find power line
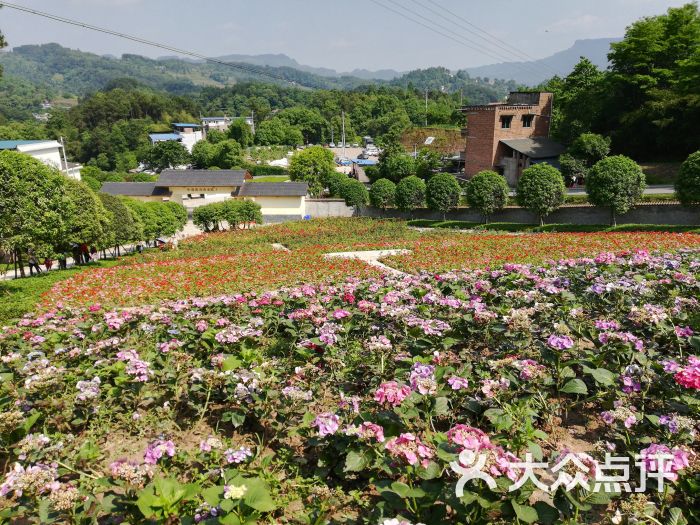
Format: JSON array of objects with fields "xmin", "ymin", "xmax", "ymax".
[
  {"xmin": 381, "ymin": 0, "xmax": 550, "ymax": 82},
  {"xmin": 422, "ymin": 0, "xmax": 560, "ymax": 76},
  {"xmin": 0, "ymin": 1, "xmax": 300, "ymax": 87},
  {"xmin": 369, "ymin": 0, "xmax": 547, "ymax": 84}
]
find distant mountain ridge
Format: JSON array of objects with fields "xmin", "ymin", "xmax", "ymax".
[{"xmin": 465, "ymin": 38, "xmax": 621, "ymax": 85}]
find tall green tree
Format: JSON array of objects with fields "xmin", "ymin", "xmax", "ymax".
[
  {"xmin": 0, "ymin": 152, "xmax": 66, "ymax": 276},
  {"xmin": 605, "ymin": 3, "xmax": 700, "ymax": 157},
  {"xmin": 141, "ymin": 141, "xmax": 191, "ymax": 173},
  {"xmin": 228, "ymin": 119, "xmax": 254, "ymax": 147},
  {"xmin": 98, "ymin": 192, "xmax": 142, "ymax": 251},
  {"xmin": 289, "ymin": 146, "xmax": 336, "ymax": 197},
  {"xmin": 57, "ymin": 178, "xmax": 109, "ymax": 254}
]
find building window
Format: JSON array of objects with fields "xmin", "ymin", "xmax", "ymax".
[
  {"xmin": 500, "ymin": 115, "xmax": 513, "ymax": 129},
  {"xmin": 522, "ymin": 115, "xmax": 534, "ymax": 128}
]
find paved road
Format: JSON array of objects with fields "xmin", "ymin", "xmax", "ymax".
[{"xmin": 566, "ymin": 185, "xmax": 674, "ymax": 195}]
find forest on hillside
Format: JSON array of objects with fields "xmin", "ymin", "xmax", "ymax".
[{"xmin": 0, "ymin": 3, "xmax": 697, "ymax": 168}]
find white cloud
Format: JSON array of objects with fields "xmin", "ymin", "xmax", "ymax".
[{"xmin": 548, "ymin": 14, "xmax": 601, "ymax": 33}]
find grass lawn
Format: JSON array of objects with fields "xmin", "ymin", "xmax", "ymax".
[{"xmin": 0, "ymin": 259, "xmax": 127, "ymax": 324}]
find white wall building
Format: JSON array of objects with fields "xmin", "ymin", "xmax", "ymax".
[
  {"xmin": 0, "ymin": 139, "xmax": 82, "ymax": 179},
  {"xmin": 149, "ymin": 123, "xmax": 204, "ymax": 154}
]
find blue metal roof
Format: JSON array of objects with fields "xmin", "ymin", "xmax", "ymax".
[
  {"xmin": 201, "ymin": 117, "xmax": 228, "ymax": 121},
  {"xmin": 0, "ymin": 140, "xmax": 48, "ymax": 150},
  {"xmin": 149, "ymin": 133, "xmax": 182, "ymax": 142},
  {"xmin": 172, "ymin": 123, "xmax": 201, "ymax": 128},
  {"xmin": 352, "ymin": 159, "xmax": 378, "ymax": 166}
]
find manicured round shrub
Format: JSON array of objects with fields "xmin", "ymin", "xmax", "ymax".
[
  {"xmin": 369, "ymin": 178, "xmax": 396, "ymax": 211},
  {"xmin": 339, "ymin": 179, "xmax": 369, "ymax": 208},
  {"xmin": 675, "ymin": 150, "xmax": 700, "ymax": 205},
  {"xmin": 327, "ymin": 172, "xmax": 350, "ymax": 198},
  {"xmin": 516, "ymin": 163, "xmax": 566, "ymax": 225},
  {"xmin": 586, "ymin": 155, "xmax": 646, "ymax": 225},
  {"xmin": 395, "ymin": 175, "xmax": 426, "ymax": 214},
  {"xmin": 426, "ymin": 173, "xmax": 461, "ymax": 219},
  {"xmin": 465, "ymin": 170, "xmax": 509, "ymax": 223}
]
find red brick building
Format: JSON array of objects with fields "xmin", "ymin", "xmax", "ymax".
[{"xmin": 462, "ymin": 92, "xmax": 565, "ymax": 185}]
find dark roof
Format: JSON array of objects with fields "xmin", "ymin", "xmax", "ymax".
[
  {"xmin": 237, "ymin": 182, "xmax": 308, "ymax": 197},
  {"xmin": 100, "ymin": 182, "xmax": 171, "ymax": 197},
  {"xmin": 500, "ymin": 137, "xmax": 566, "ymax": 159},
  {"xmin": 156, "ymin": 170, "xmax": 247, "ymax": 188}
]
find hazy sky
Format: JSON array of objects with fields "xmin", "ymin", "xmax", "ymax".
[{"xmin": 0, "ymin": 0, "xmax": 688, "ymax": 71}]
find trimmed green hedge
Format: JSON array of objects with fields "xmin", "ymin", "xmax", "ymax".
[{"xmin": 408, "ymin": 220, "xmax": 700, "ymax": 234}]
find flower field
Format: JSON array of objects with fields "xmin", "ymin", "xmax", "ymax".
[
  {"xmin": 1, "ymin": 246, "xmax": 699, "ymax": 523},
  {"xmin": 38, "ymin": 218, "xmax": 700, "ymax": 310}
]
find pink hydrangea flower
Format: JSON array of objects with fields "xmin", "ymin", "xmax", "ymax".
[
  {"xmin": 674, "ymin": 356, "xmax": 700, "ymax": 390},
  {"xmin": 144, "ymin": 440, "xmax": 176, "ymax": 464},
  {"xmin": 374, "ymin": 381, "xmax": 411, "ymax": 406},
  {"xmin": 447, "ymin": 376, "xmax": 469, "ymax": 390},
  {"xmin": 548, "ymin": 334, "xmax": 574, "ymax": 350},
  {"xmin": 313, "ymin": 412, "xmax": 340, "ymax": 437},
  {"xmin": 446, "ymin": 425, "xmax": 491, "ymax": 451},
  {"xmin": 640, "ymin": 444, "xmax": 690, "ymax": 481},
  {"xmin": 345, "ymin": 422, "xmax": 385, "ymax": 443},
  {"xmin": 385, "ymin": 433, "xmax": 434, "ymax": 467}
]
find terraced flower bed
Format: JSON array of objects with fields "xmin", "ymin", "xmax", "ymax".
[
  {"xmin": 1, "ymin": 249, "xmax": 699, "ymax": 523},
  {"xmin": 37, "ymin": 219, "xmax": 700, "ymax": 311}
]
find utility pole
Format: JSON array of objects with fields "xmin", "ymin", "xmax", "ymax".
[
  {"xmin": 341, "ymin": 111, "xmax": 346, "ymax": 158},
  {"xmin": 59, "ymin": 136, "xmax": 69, "ymax": 173},
  {"xmin": 425, "ymin": 90, "xmax": 428, "ymax": 128},
  {"xmin": 250, "ymin": 111, "xmax": 256, "ymax": 135}
]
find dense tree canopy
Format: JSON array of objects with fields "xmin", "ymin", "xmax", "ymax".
[
  {"xmin": 289, "ymin": 146, "xmax": 336, "ymax": 197},
  {"xmin": 141, "ymin": 141, "xmax": 191, "ymax": 173},
  {"xmin": 542, "ymin": 3, "xmax": 700, "ymax": 160},
  {"xmin": 0, "ymin": 152, "xmax": 65, "ymax": 265}
]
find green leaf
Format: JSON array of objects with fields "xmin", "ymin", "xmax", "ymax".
[
  {"xmin": 222, "ymin": 356, "xmax": 242, "ymax": 371},
  {"xmin": 390, "ymin": 481, "xmax": 426, "ymax": 498},
  {"xmin": 202, "ymin": 485, "xmax": 223, "ymax": 507},
  {"xmin": 417, "ymin": 461, "xmax": 442, "ymax": 480},
  {"xmin": 242, "ymin": 477, "xmax": 276, "ymax": 513},
  {"xmin": 511, "ymin": 500, "xmax": 538, "ymax": 523},
  {"xmin": 344, "ymin": 450, "xmax": 370, "ymax": 472},
  {"xmin": 561, "ymin": 378, "xmax": 588, "ymax": 395},
  {"xmin": 433, "ymin": 396, "xmax": 449, "ymax": 416},
  {"xmin": 668, "ymin": 507, "xmax": 688, "ymax": 525},
  {"xmin": 534, "ymin": 501, "xmax": 559, "ymax": 525},
  {"xmin": 527, "ymin": 441, "xmax": 543, "ymax": 461},
  {"xmin": 560, "ymin": 366, "xmax": 576, "ymax": 379},
  {"xmin": 582, "ymin": 366, "xmax": 616, "ymax": 386}
]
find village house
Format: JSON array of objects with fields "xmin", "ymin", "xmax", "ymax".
[
  {"xmin": 149, "ymin": 123, "xmax": 204, "ymax": 153},
  {"xmin": 0, "ymin": 139, "xmax": 82, "ymax": 179},
  {"xmin": 101, "ymin": 170, "xmax": 309, "ymax": 223},
  {"xmin": 201, "ymin": 116, "xmax": 255, "ymax": 138},
  {"xmin": 461, "ymin": 91, "xmax": 565, "ymax": 185}
]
